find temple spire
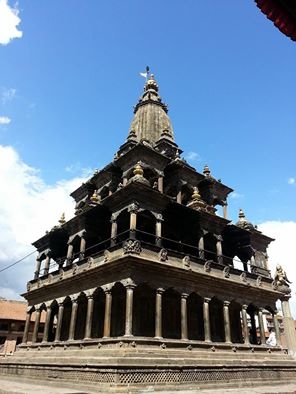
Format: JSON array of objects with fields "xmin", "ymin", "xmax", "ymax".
[{"xmin": 127, "ymin": 72, "xmax": 175, "ymax": 146}]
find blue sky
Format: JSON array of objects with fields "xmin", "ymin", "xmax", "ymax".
[{"xmin": 0, "ymin": 1, "xmax": 295, "ymax": 314}]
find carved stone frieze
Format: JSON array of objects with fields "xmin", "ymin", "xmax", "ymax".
[
  {"xmin": 204, "ymin": 261, "xmax": 212, "ymax": 273},
  {"xmin": 223, "ymin": 266, "xmax": 230, "ymax": 278},
  {"xmin": 183, "ymin": 255, "xmax": 191, "ymax": 269},
  {"xmin": 123, "ymin": 239, "xmax": 142, "ymax": 254}
]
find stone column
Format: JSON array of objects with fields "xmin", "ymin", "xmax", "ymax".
[
  {"xmin": 79, "ymin": 233, "xmax": 86, "ymax": 260},
  {"xmin": 258, "ymin": 308, "xmax": 266, "ymax": 345},
  {"xmin": 42, "ymin": 306, "xmax": 52, "ymax": 343},
  {"xmin": 128, "ymin": 203, "xmax": 138, "ymax": 239},
  {"xmin": 54, "ymin": 301, "xmax": 64, "ymax": 342},
  {"xmin": 273, "ymin": 311, "xmax": 281, "ymax": 346},
  {"xmin": 68, "ymin": 298, "xmax": 78, "ymax": 340},
  {"xmin": 281, "ymin": 298, "xmax": 296, "ymax": 355},
  {"xmin": 181, "ymin": 293, "xmax": 188, "ymax": 340},
  {"xmin": 223, "ymin": 202, "xmax": 228, "ymax": 220},
  {"xmin": 34, "ymin": 257, "xmax": 42, "ymax": 279},
  {"xmin": 216, "ymin": 235, "xmax": 223, "ymax": 264},
  {"xmin": 32, "ymin": 307, "xmax": 41, "ymax": 343},
  {"xmin": 158, "ymin": 176, "xmax": 164, "ymax": 193},
  {"xmin": 177, "ymin": 189, "xmax": 182, "ymax": 204},
  {"xmin": 223, "ymin": 301, "xmax": 231, "ymax": 344},
  {"xmin": 110, "ymin": 216, "xmax": 118, "ymax": 246},
  {"xmin": 22, "ymin": 308, "xmax": 32, "ymax": 344},
  {"xmin": 155, "ymin": 288, "xmax": 164, "ymax": 339},
  {"xmin": 103, "ymin": 290, "xmax": 112, "ymax": 338},
  {"xmin": 66, "ymin": 243, "xmax": 74, "ymax": 266},
  {"xmin": 198, "ymin": 236, "xmax": 205, "ymax": 259},
  {"xmin": 203, "ymin": 297, "xmax": 211, "ymax": 342},
  {"xmin": 124, "ymin": 285, "xmax": 135, "ymax": 337},
  {"xmin": 44, "ymin": 253, "xmax": 51, "ymax": 275},
  {"xmin": 84, "ymin": 294, "xmax": 94, "ymax": 339},
  {"xmin": 241, "ymin": 304, "xmax": 250, "ymax": 345},
  {"xmin": 155, "ymin": 214, "xmax": 162, "ymax": 247}
]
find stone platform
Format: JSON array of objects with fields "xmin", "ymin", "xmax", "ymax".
[{"xmin": 1, "ymin": 339, "xmax": 296, "ymax": 393}]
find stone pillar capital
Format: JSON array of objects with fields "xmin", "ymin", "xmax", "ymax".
[
  {"xmin": 181, "ymin": 293, "xmax": 189, "ymax": 299},
  {"xmin": 156, "ymin": 288, "xmax": 165, "ymax": 295},
  {"xmin": 223, "ymin": 301, "xmax": 230, "ymax": 307},
  {"xmin": 204, "ymin": 297, "xmax": 211, "ymax": 303},
  {"xmin": 242, "ymin": 304, "xmax": 248, "ymax": 310}
]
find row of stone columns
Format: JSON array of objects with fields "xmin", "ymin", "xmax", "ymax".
[{"xmin": 23, "ymin": 287, "xmax": 282, "ymax": 346}]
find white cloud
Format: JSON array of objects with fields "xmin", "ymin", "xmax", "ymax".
[
  {"xmin": 0, "ymin": 145, "xmax": 88, "ymax": 298},
  {"xmin": 185, "ymin": 151, "xmax": 201, "ymax": 162},
  {"xmin": 229, "ymin": 191, "xmax": 244, "ymax": 199},
  {"xmin": 258, "ymin": 221, "xmax": 296, "ymax": 318},
  {"xmin": 0, "ymin": 0, "xmax": 22, "ymax": 45},
  {"xmin": 1, "ymin": 87, "xmax": 16, "ymax": 104},
  {"xmin": 0, "ymin": 116, "xmax": 11, "ymax": 124},
  {"xmin": 288, "ymin": 177, "xmax": 296, "ymax": 185}
]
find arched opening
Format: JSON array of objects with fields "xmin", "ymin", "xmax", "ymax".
[
  {"xmin": 204, "ymin": 233, "xmax": 217, "ymax": 262},
  {"xmin": 229, "ymin": 301, "xmax": 243, "ymax": 343},
  {"xmin": 100, "ymin": 186, "xmax": 109, "ymax": 200},
  {"xmin": 209, "ymin": 297, "xmax": 225, "ymax": 342},
  {"xmin": 74, "ymin": 293, "xmax": 87, "ymax": 340},
  {"xmin": 187, "ymin": 293, "xmax": 204, "ymax": 340},
  {"xmin": 70, "ymin": 235, "xmax": 82, "ymax": 265},
  {"xmin": 133, "ymin": 283, "xmax": 155, "ymax": 337},
  {"xmin": 91, "ymin": 288, "xmax": 105, "ymax": 339},
  {"xmin": 247, "ymin": 304, "xmax": 259, "ymax": 345},
  {"xmin": 60, "ymin": 296, "xmax": 72, "ymax": 341},
  {"xmin": 111, "ymin": 283, "xmax": 126, "ymax": 337},
  {"xmin": 181, "ymin": 184, "xmax": 192, "ymax": 206},
  {"xmin": 117, "ymin": 210, "xmax": 130, "ymax": 242},
  {"xmin": 162, "ymin": 288, "xmax": 181, "ymax": 339},
  {"xmin": 143, "ymin": 168, "xmax": 157, "ymax": 186},
  {"xmin": 47, "ymin": 300, "xmax": 58, "ymax": 342},
  {"xmin": 137, "ymin": 210, "xmax": 156, "ymax": 244}
]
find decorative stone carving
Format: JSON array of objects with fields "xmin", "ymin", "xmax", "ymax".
[
  {"xmin": 256, "ymin": 275, "xmax": 262, "ymax": 287},
  {"xmin": 274, "ymin": 264, "xmax": 292, "ymax": 294},
  {"xmin": 240, "ymin": 272, "xmax": 247, "ymax": 283},
  {"xmin": 160, "ymin": 343, "xmax": 166, "ymax": 349},
  {"xmin": 87, "ymin": 257, "xmax": 93, "ymax": 267},
  {"xmin": 204, "ymin": 261, "xmax": 212, "ymax": 273},
  {"xmin": 183, "ymin": 255, "xmax": 191, "ymax": 269},
  {"xmin": 158, "ymin": 248, "xmax": 168, "ymax": 262},
  {"xmin": 223, "ymin": 266, "xmax": 230, "ymax": 278},
  {"xmin": 72, "ymin": 263, "xmax": 78, "ymax": 275},
  {"xmin": 123, "ymin": 239, "xmax": 142, "ymax": 254},
  {"xmin": 104, "ymin": 250, "xmax": 110, "ymax": 262},
  {"xmin": 26, "ymin": 282, "xmax": 31, "ymax": 291},
  {"xmin": 128, "ymin": 202, "xmax": 139, "ymax": 213}
]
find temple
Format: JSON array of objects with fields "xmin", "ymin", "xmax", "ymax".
[{"xmin": 1, "ymin": 73, "xmax": 296, "ymax": 391}]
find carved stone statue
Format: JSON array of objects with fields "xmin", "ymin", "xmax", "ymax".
[{"xmin": 274, "ymin": 264, "xmax": 291, "ymax": 293}]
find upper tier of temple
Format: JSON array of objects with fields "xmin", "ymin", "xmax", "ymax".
[{"xmin": 127, "ymin": 74, "xmax": 175, "ymax": 146}]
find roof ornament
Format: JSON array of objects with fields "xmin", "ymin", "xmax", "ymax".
[
  {"xmin": 128, "ymin": 162, "xmax": 150, "ymax": 186},
  {"xmin": 58, "ymin": 213, "xmax": 66, "ymax": 226},
  {"xmin": 236, "ymin": 209, "xmax": 255, "ymax": 231},
  {"xmin": 90, "ymin": 190, "xmax": 100, "ymax": 204},
  {"xmin": 203, "ymin": 164, "xmax": 211, "ymax": 178}
]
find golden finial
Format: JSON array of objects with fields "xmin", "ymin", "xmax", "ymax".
[
  {"xmin": 145, "ymin": 74, "xmax": 159, "ymax": 92},
  {"xmin": 133, "ymin": 162, "xmax": 144, "ymax": 176},
  {"xmin": 203, "ymin": 164, "xmax": 211, "ymax": 177},
  {"xmin": 90, "ymin": 190, "xmax": 99, "ymax": 203},
  {"xmin": 192, "ymin": 187, "xmax": 201, "ymax": 201},
  {"xmin": 58, "ymin": 213, "xmax": 66, "ymax": 226}
]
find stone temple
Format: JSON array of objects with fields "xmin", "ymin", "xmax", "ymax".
[{"xmin": 1, "ymin": 73, "xmax": 296, "ymax": 392}]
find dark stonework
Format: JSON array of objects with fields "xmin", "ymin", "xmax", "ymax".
[{"xmin": 1, "ymin": 73, "xmax": 296, "ymax": 392}]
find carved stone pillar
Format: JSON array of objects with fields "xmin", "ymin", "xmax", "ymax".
[
  {"xmin": 177, "ymin": 189, "xmax": 182, "ymax": 204},
  {"xmin": 241, "ymin": 304, "xmax": 250, "ymax": 345},
  {"xmin": 223, "ymin": 202, "xmax": 228, "ymax": 219},
  {"xmin": 128, "ymin": 203, "xmax": 138, "ymax": 239},
  {"xmin": 198, "ymin": 236, "xmax": 205, "ymax": 259},
  {"xmin": 155, "ymin": 288, "xmax": 164, "ymax": 339},
  {"xmin": 54, "ymin": 301, "xmax": 64, "ymax": 342},
  {"xmin": 216, "ymin": 235, "xmax": 223, "ymax": 264},
  {"xmin": 84, "ymin": 294, "xmax": 94, "ymax": 339},
  {"xmin": 66, "ymin": 243, "xmax": 74, "ymax": 266},
  {"xmin": 203, "ymin": 297, "xmax": 211, "ymax": 342},
  {"xmin": 110, "ymin": 215, "xmax": 118, "ymax": 246},
  {"xmin": 32, "ymin": 307, "xmax": 41, "ymax": 343},
  {"xmin": 122, "ymin": 177, "xmax": 128, "ymax": 186},
  {"xmin": 281, "ymin": 298, "xmax": 296, "ymax": 354},
  {"xmin": 34, "ymin": 257, "xmax": 42, "ymax": 279},
  {"xmin": 103, "ymin": 290, "xmax": 112, "ymax": 338},
  {"xmin": 44, "ymin": 252, "xmax": 51, "ymax": 275},
  {"xmin": 273, "ymin": 311, "xmax": 281, "ymax": 346},
  {"xmin": 79, "ymin": 233, "xmax": 86, "ymax": 260},
  {"xmin": 42, "ymin": 306, "xmax": 52, "ymax": 343},
  {"xmin": 158, "ymin": 176, "xmax": 163, "ymax": 193},
  {"xmin": 223, "ymin": 301, "xmax": 231, "ymax": 344},
  {"xmin": 258, "ymin": 308, "xmax": 266, "ymax": 345},
  {"xmin": 181, "ymin": 293, "xmax": 188, "ymax": 340},
  {"xmin": 68, "ymin": 298, "xmax": 78, "ymax": 341},
  {"xmin": 22, "ymin": 308, "xmax": 32, "ymax": 344},
  {"xmin": 124, "ymin": 285, "xmax": 135, "ymax": 336},
  {"xmin": 155, "ymin": 214, "xmax": 163, "ymax": 247}
]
